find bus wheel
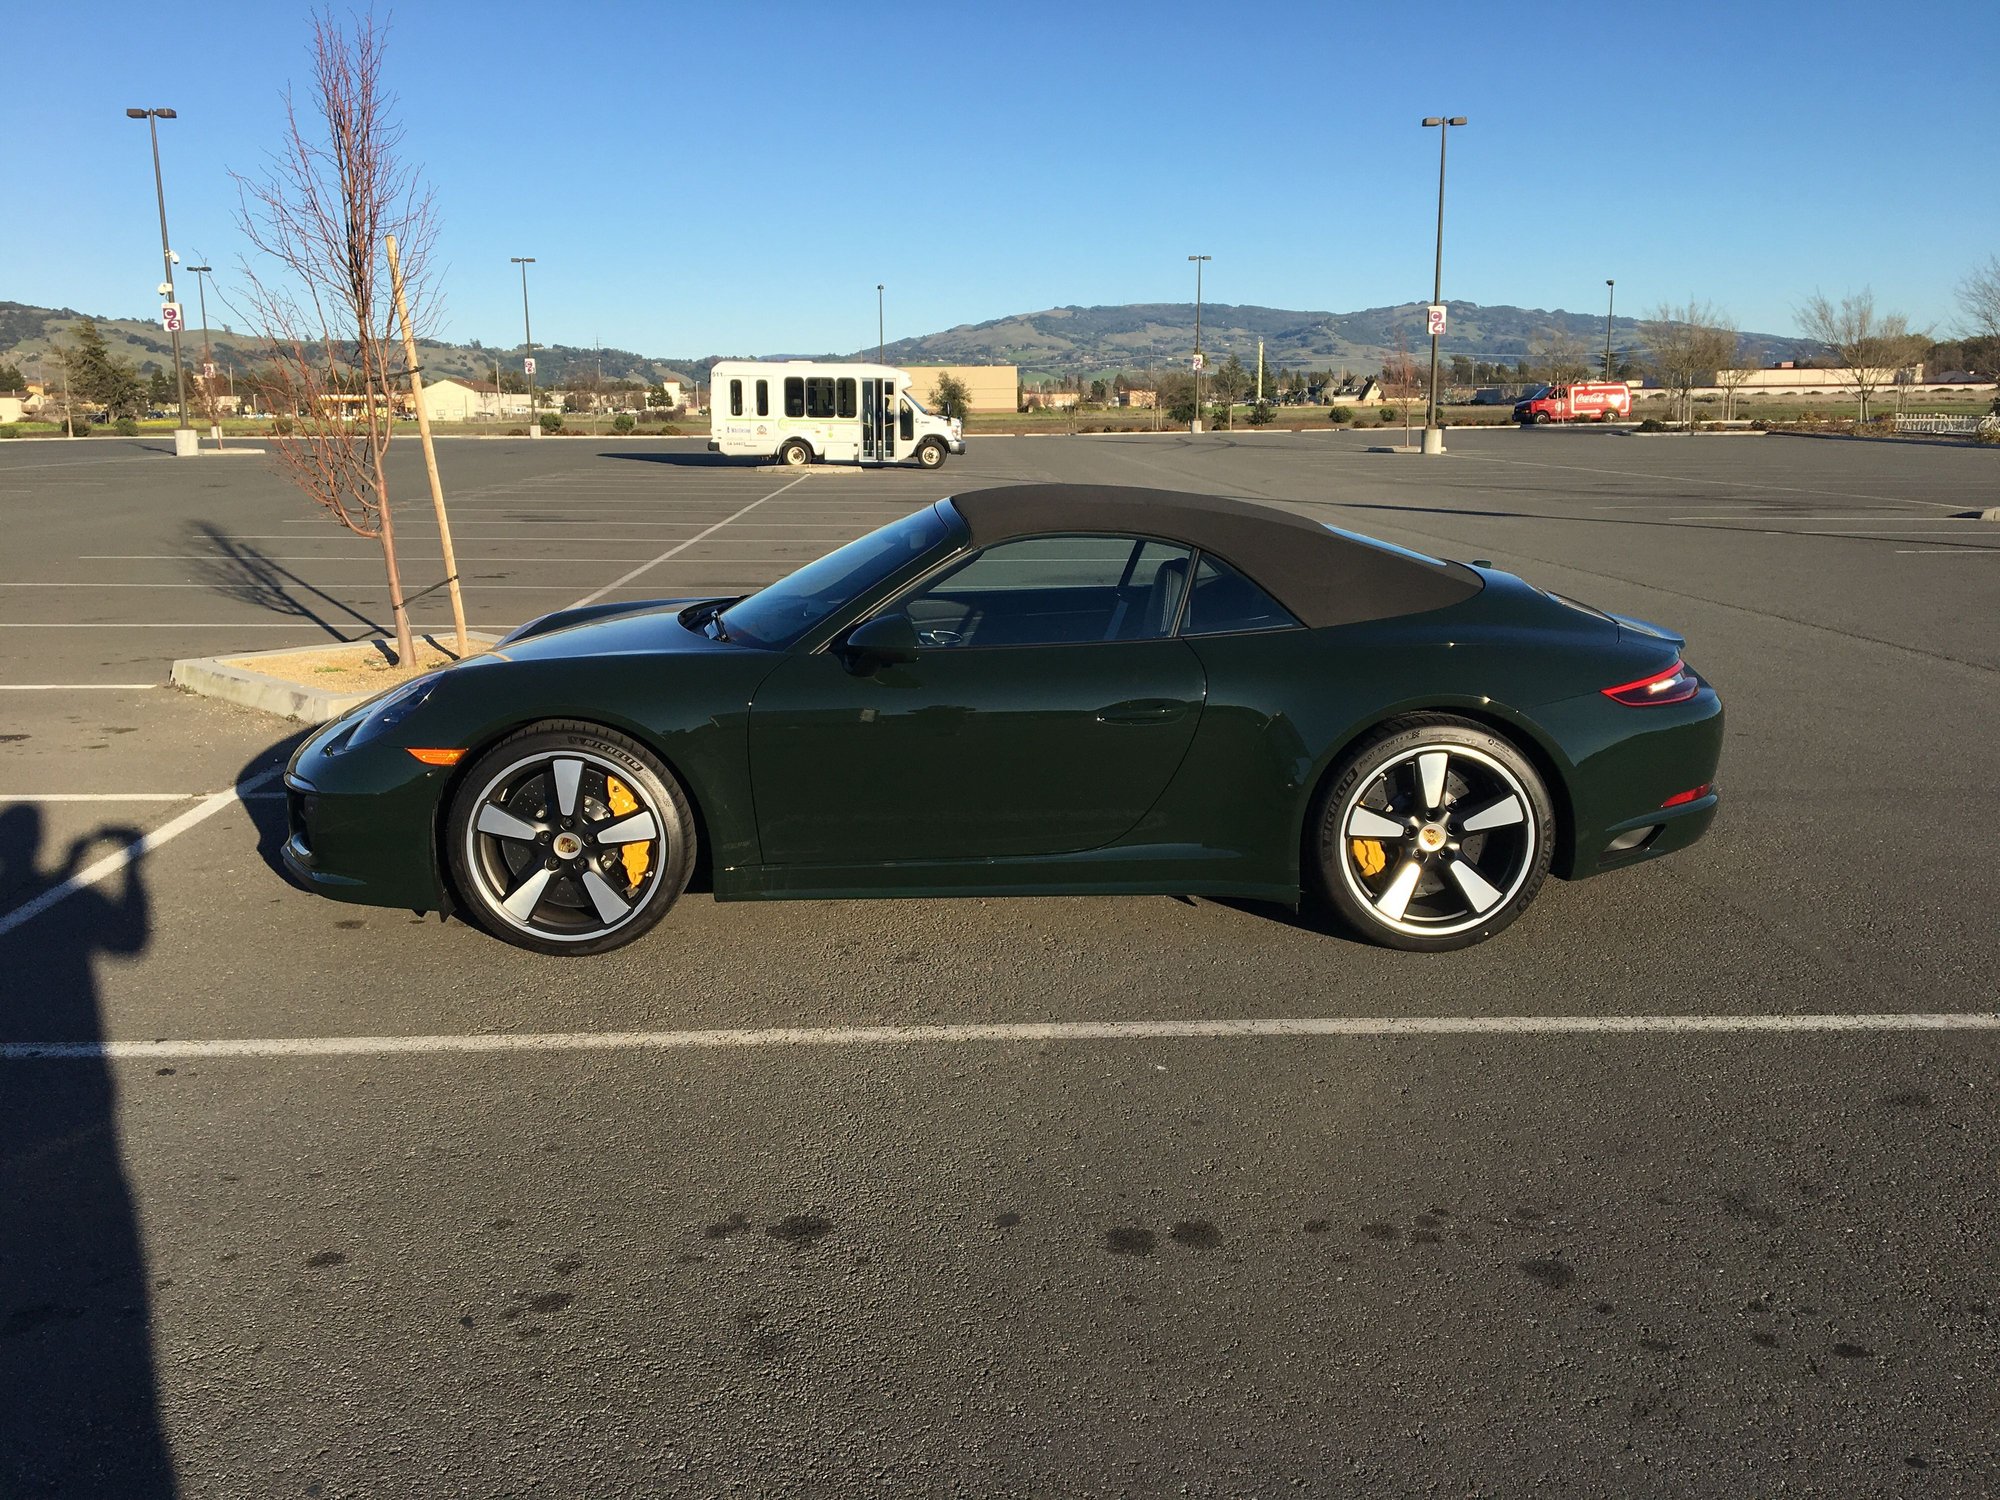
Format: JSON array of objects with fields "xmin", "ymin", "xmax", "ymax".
[
  {"xmin": 914, "ymin": 438, "xmax": 946, "ymax": 470},
  {"xmin": 777, "ymin": 439, "xmax": 811, "ymax": 468}
]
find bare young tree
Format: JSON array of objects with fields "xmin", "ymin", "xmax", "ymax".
[
  {"xmin": 1530, "ymin": 327, "xmax": 1593, "ymax": 386},
  {"xmin": 1380, "ymin": 335, "xmax": 1423, "ymax": 442},
  {"xmin": 233, "ymin": 10, "xmax": 438, "ymax": 668},
  {"xmin": 1959, "ymin": 255, "xmax": 2000, "ymax": 340},
  {"xmin": 1711, "ymin": 333, "xmax": 1758, "ymax": 420},
  {"xmin": 1642, "ymin": 301, "xmax": 1735, "ymax": 429},
  {"xmin": 1796, "ymin": 289, "xmax": 1928, "ymax": 423}
]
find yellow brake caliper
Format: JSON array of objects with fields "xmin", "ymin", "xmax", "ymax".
[
  {"xmin": 1350, "ymin": 838, "xmax": 1386, "ymax": 878},
  {"xmin": 605, "ymin": 775, "xmax": 652, "ymax": 889}
]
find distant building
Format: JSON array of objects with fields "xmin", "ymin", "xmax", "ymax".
[
  {"xmin": 1705, "ymin": 365, "xmax": 1924, "ymax": 392},
  {"xmin": 1117, "ymin": 389, "xmax": 1157, "ymax": 409},
  {"xmin": 422, "ymin": 378, "xmax": 535, "ymax": 420},
  {"xmin": 1022, "ymin": 390, "xmax": 1080, "ymax": 411},
  {"xmin": 0, "ymin": 393, "xmax": 30, "ymax": 423},
  {"xmin": 896, "ymin": 364, "xmax": 1018, "ymax": 414}
]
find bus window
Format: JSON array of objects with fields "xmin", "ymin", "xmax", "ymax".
[
  {"xmin": 755, "ymin": 379, "xmax": 769, "ymax": 417},
  {"xmin": 784, "ymin": 377, "xmax": 805, "ymax": 418},
  {"xmin": 805, "ymin": 377, "xmax": 836, "ymax": 418},
  {"xmin": 899, "ymin": 399, "xmax": 914, "ymax": 443},
  {"xmin": 837, "ymin": 379, "xmax": 856, "ymax": 419},
  {"xmin": 729, "ymin": 379, "xmax": 743, "ymax": 417}
]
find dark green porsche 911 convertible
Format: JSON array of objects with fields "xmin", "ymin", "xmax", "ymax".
[{"xmin": 284, "ymin": 485, "xmax": 1722, "ymax": 955}]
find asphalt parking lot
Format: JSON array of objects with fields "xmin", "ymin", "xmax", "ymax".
[{"xmin": 3, "ymin": 428, "xmax": 1997, "ymax": 1497}]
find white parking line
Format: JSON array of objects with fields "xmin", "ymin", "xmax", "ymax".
[
  {"xmin": 0, "ymin": 771, "xmax": 280, "ymax": 939},
  {"xmin": 5, "ymin": 1012, "xmax": 1997, "ymax": 1062},
  {"xmin": 0, "ymin": 683, "xmax": 159, "ymax": 690},
  {"xmin": 569, "ymin": 474, "xmax": 811, "ymax": 609},
  {"xmin": 0, "ymin": 792, "xmax": 287, "ymax": 802},
  {"xmin": 1896, "ymin": 548, "xmax": 2000, "ymax": 556},
  {"xmin": 0, "ymin": 622, "xmax": 511, "ymax": 629}
]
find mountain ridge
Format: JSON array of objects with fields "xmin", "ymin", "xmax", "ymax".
[{"xmin": 1, "ymin": 298, "xmax": 1816, "ymax": 388}]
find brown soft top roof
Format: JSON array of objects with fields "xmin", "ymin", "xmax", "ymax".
[{"xmin": 944, "ymin": 485, "xmax": 1481, "ymax": 629}]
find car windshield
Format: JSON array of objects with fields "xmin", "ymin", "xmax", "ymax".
[
  {"xmin": 903, "ymin": 392, "xmax": 930, "ymax": 414},
  {"xmin": 717, "ymin": 506, "xmax": 951, "ymax": 649},
  {"xmin": 1521, "ymin": 384, "xmax": 1552, "ymax": 400}
]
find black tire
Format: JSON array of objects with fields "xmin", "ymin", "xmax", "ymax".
[
  {"xmin": 444, "ymin": 720, "xmax": 696, "ymax": 956},
  {"xmin": 914, "ymin": 437, "xmax": 947, "ymax": 470},
  {"xmin": 777, "ymin": 438, "xmax": 812, "ymax": 468},
  {"xmin": 1312, "ymin": 714, "xmax": 1554, "ymax": 952}
]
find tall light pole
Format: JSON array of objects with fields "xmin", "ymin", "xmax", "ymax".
[
  {"xmin": 1189, "ymin": 253, "xmax": 1210, "ymax": 432},
  {"xmin": 511, "ymin": 256, "xmax": 536, "ymax": 430},
  {"xmin": 876, "ymin": 284, "xmax": 885, "ymax": 365},
  {"xmin": 186, "ymin": 263, "xmax": 221, "ymax": 444},
  {"xmin": 1603, "ymin": 279, "xmax": 1616, "ymax": 379},
  {"xmin": 1420, "ymin": 115, "xmax": 1466, "ymax": 455},
  {"xmin": 126, "ymin": 106, "xmax": 191, "ymax": 448}
]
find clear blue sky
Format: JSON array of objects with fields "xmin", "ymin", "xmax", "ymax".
[{"xmin": 3, "ymin": 0, "xmax": 1994, "ymax": 358}]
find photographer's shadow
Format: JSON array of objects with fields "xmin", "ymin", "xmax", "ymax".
[{"xmin": 0, "ymin": 805, "xmax": 177, "ymax": 1496}]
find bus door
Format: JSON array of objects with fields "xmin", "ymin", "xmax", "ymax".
[{"xmin": 861, "ymin": 378, "xmax": 896, "ymax": 464}]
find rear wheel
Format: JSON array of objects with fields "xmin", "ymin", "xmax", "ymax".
[
  {"xmin": 777, "ymin": 438, "xmax": 812, "ymax": 468},
  {"xmin": 914, "ymin": 437, "xmax": 947, "ymax": 470},
  {"xmin": 1313, "ymin": 716, "xmax": 1554, "ymax": 952},
  {"xmin": 445, "ymin": 721, "xmax": 695, "ymax": 956}
]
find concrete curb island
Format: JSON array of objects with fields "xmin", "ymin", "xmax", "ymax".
[{"xmin": 173, "ymin": 633, "xmax": 502, "ymax": 724}]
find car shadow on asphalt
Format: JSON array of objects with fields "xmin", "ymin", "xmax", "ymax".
[
  {"xmin": 596, "ymin": 450, "xmax": 755, "ymax": 468},
  {"xmin": 0, "ymin": 806, "xmax": 179, "ymax": 1496}
]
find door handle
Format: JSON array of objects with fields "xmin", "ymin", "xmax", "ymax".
[{"xmin": 1096, "ymin": 698, "xmax": 1185, "ymax": 724}]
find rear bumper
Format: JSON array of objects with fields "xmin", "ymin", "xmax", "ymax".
[{"xmin": 1540, "ymin": 684, "xmax": 1725, "ymax": 880}]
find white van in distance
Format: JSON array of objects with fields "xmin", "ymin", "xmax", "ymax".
[{"xmin": 706, "ymin": 360, "xmax": 965, "ymax": 470}]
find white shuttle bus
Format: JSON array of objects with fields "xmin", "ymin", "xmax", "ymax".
[{"xmin": 706, "ymin": 360, "xmax": 964, "ymax": 470}]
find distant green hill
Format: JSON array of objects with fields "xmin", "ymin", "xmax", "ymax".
[
  {"xmin": 869, "ymin": 301, "xmax": 1817, "ymax": 381},
  {"xmin": 0, "ymin": 301, "xmax": 702, "ymax": 390},
  {"xmin": 1, "ymin": 297, "xmax": 1815, "ymax": 389}
]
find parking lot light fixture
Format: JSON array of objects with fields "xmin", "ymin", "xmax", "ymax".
[
  {"xmin": 1189, "ymin": 254, "xmax": 1210, "ymax": 432},
  {"xmin": 511, "ymin": 257, "xmax": 536, "ymax": 428},
  {"xmin": 1604, "ymin": 279, "xmax": 1616, "ymax": 379},
  {"xmin": 877, "ymin": 284, "xmax": 885, "ymax": 366},
  {"xmin": 1420, "ymin": 115, "xmax": 1466, "ymax": 455},
  {"xmin": 128, "ymin": 106, "xmax": 191, "ymax": 444}
]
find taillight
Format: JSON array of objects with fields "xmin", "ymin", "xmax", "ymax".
[{"xmin": 1602, "ymin": 659, "xmax": 1700, "ymax": 706}]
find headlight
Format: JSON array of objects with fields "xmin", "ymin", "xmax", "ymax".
[{"xmin": 345, "ymin": 673, "xmax": 444, "ymax": 749}]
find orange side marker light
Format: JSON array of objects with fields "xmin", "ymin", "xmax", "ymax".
[{"xmin": 406, "ymin": 748, "xmax": 466, "ymax": 767}]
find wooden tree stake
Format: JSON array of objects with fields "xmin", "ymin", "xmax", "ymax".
[{"xmin": 385, "ymin": 232, "xmax": 467, "ymax": 656}]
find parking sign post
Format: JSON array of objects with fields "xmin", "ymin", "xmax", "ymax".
[
  {"xmin": 1420, "ymin": 115, "xmax": 1467, "ymax": 456},
  {"xmin": 126, "ymin": 106, "xmax": 194, "ymax": 453}
]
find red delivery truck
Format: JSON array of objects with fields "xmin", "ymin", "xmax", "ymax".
[{"xmin": 1512, "ymin": 382, "xmax": 1633, "ymax": 424}]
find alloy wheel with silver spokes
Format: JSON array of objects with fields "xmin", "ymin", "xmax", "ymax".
[
  {"xmin": 446, "ymin": 725, "xmax": 694, "ymax": 954},
  {"xmin": 1319, "ymin": 718, "xmax": 1554, "ymax": 950}
]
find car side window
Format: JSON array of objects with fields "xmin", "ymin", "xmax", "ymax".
[
  {"xmin": 1181, "ymin": 554, "xmax": 1301, "ymax": 636},
  {"xmin": 899, "ymin": 535, "xmax": 1193, "ymax": 649}
]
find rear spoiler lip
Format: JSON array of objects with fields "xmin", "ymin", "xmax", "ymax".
[{"xmin": 1607, "ymin": 609, "xmax": 1686, "ymax": 652}]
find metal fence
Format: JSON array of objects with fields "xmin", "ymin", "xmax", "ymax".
[{"xmin": 1892, "ymin": 413, "xmax": 1996, "ymax": 436}]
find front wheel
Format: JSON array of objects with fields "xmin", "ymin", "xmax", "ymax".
[
  {"xmin": 445, "ymin": 721, "xmax": 696, "ymax": 956},
  {"xmin": 914, "ymin": 437, "xmax": 947, "ymax": 470},
  {"xmin": 1313, "ymin": 715, "xmax": 1554, "ymax": 952}
]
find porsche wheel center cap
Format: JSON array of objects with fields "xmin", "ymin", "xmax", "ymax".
[
  {"xmin": 552, "ymin": 831, "xmax": 584, "ymax": 859},
  {"xmin": 1416, "ymin": 824, "xmax": 1447, "ymax": 853}
]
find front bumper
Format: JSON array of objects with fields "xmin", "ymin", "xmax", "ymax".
[{"xmin": 281, "ymin": 724, "xmax": 453, "ymax": 911}]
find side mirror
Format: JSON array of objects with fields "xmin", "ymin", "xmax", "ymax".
[{"xmin": 840, "ymin": 613, "xmax": 919, "ymax": 672}]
